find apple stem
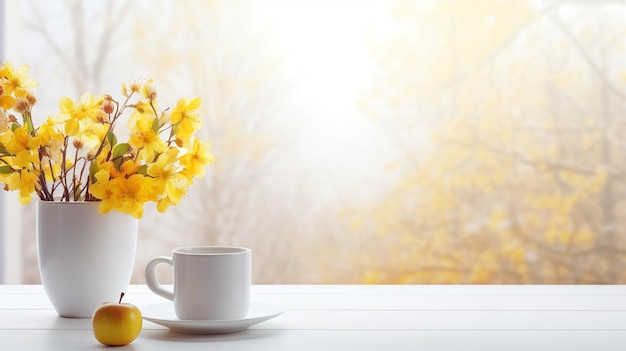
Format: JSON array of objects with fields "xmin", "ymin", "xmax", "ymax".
[{"xmin": 119, "ymin": 292, "xmax": 125, "ymax": 304}]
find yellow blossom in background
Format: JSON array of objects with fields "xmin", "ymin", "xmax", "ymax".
[{"xmin": 0, "ymin": 61, "xmax": 214, "ymax": 218}]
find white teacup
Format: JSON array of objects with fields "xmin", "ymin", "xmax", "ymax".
[{"xmin": 145, "ymin": 246, "xmax": 251, "ymax": 320}]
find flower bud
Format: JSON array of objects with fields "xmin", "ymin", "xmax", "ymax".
[
  {"xmin": 96, "ymin": 109, "xmax": 110, "ymax": 123},
  {"xmin": 121, "ymin": 80, "xmax": 141, "ymax": 98},
  {"xmin": 73, "ymin": 138, "xmax": 84, "ymax": 150},
  {"xmin": 141, "ymin": 82, "xmax": 157, "ymax": 100},
  {"xmin": 121, "ymin": 83, "xmax": 130, "ymax": 98},
  {"xmin": 102, "ymin": 100, "xmax": 115, "ymax": 115},
  {"xmin": 25, "ymin": 92, "xmax": 37, "ymax": 106},
  {"xmin": 13, "ymin": 97, "xmax": 29, "ymax": 113},
  {"xmin": 129, "ymin": 81, "xmax": 141, "ymax": 93}
]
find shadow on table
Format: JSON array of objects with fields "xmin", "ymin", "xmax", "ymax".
[{"xmin": 141, "ymin": 329, "xmax": 283, "ymax": 343}]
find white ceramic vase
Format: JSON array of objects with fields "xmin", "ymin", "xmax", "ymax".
[{"xmin": 37, "ymin": 201, "xmax": 138, "ymax": 318}]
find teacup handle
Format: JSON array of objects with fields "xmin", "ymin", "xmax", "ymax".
[{"xmin": 145, "ymin": 256, "xmax": 174, "ymax": 301}]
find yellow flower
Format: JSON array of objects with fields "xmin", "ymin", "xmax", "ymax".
[
  {"xmin": 93, "ymin": 160, "xmax": 142, "ymax": 210},
  {"xmin": 170, "ymin": 97, "xmax": 202, "ymax": 142},
  {"xmin": 58, "ymin": 93, "xmax": 107, "ymax": 148},
  {"xmin": 90, "ymin": 169, "xmax": 115, "ymax": 213},
  {"xmin": 93, "ymin": 143, "xmax": 111, "ymax": 167},
  {"xmin": 180, "ymin": 138, "xmax": 214, "ymax": 178},
  {"xmin": 0, "ymin": 61, "xmax": 213, "ymax": 216},
  {"xmin": 0, "ymin": 95, "xmax": 15, "ymax": 111},
  {"xmin": 4, "ymin": 169, "xmax": 38, "ymax": 204},
  {"xmin": 37, "ymin": 120, "xmax": 65, "ymax": 163},
  {"xmin": 1, "ymin": 126, "xmax": 39, "ymax": 153},
  {"xmin": 156, "ymin": 188, "xmax": 187, "ymax": 213},
  {"xmin": 0, "ymin": 62, "xmax": 38, "ymax": 98},
  {"xmin": 40, "ymin": 156, "xmax": 61, "ymax": 181},
  {"xmin": 0, "ymin": 126, "xmax": 42, "ymax": 168},
  {"xmin": 127, "ymin": 98, "xmax": 157, "ymax": 134},
  {"xmin": 121, "ymin": 78, "xmax": 153, "ymax": 98},
  {"xmin": 129, "ymin": 114, "xmax": 167, "ymax": 163},
  {"xmin": 119, "ymin": 159, "xmax": 140, "ymax": 177},
  {"xmin": 108, "ymin": 174, "xmax": 157, "ymax": 219},
  {"xmin": 14, "ymin": 149, "xmax": 39, "ymax": 169},
  {"xmin": 140, "ymin": 79, "xmax": 157, "ymax": 100},
  {"xmin": 147, "ymin": 147, "xmax": 189, "ymax": 212},
  {"xmin": 90, "ymin": 170, "xmax": 112, "ymax": 197},
  {"xmin": 59, "ymin": 93, "xmax": 103, "ymax": 122}
]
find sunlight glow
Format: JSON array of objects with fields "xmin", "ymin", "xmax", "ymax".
[{"xmin": 262, "ymin": 0, "xmax": 397, "ymax": 203}]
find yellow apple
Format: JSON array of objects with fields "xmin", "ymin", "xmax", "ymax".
[{"xmin": 92, "ymin": 292, "xmax": 143, "ymax": 346}]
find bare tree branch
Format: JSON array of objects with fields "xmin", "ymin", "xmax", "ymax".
[
  {"xmin": 544, "ymin": 9, "xmax": 626, "ymax": 101},
  {"xmin": 25, "ymin": 0, "xmax": 82, "ymax": 90},
  {"xmin": 92, "ymin": 0, "xmax": 134, "ymax": 90}
]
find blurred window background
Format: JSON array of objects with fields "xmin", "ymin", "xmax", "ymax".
[{"xmin": 2, "ymin": 0, "xmax": 626, "ymax": 284}]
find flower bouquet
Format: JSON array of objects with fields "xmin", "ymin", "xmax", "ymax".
[
  {"xmin": 0, "ymin": 62, "xmax": 214, "ymax": 218},
  {"xmin": 1, "ymin": 61, "xmax": 215, "ymax": 317}
]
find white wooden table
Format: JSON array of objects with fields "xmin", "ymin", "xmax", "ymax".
[{"xmin": 1, "ymin": 285, "xmax": 626, "ymax": 350}]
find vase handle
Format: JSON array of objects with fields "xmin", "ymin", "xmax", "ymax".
[{"xmin": 145, "ymin": 256, "xmax": 174, "ymax": 301}]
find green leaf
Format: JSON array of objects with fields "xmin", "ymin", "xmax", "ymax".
[
  {"xmin": 0, "ymin": 142, "xmax": 9, "ymax": 156},
  {"xmin": 0, "ymin": 165, "xmax": 13, "ymax": 174},
  {"xmin": 137, "ymin": 164, "xmax": 148, "ymax": 174},
  {"xmin": 113, "ymin": 157, "xmax": 123, "ymax": 171},
  {"xmin": 152, "ymin": 117, "xmax": 159, "ymax": 133},
  {"xmin": 107, "ymin": 131, "xmax": 117, "ymax": 147},
  {"xmin": 89, "ymin": 159, "xmax": 99, "ymax": 183},
  {"xmin": 112, "ymin": 143, "xmax": 130, "ymax": 159},
  {"xmin": 25, "ymin": 116, "xmax": 35, "ymax": 135}
]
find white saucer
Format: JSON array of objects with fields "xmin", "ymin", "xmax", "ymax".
[{"xmin": 141, "ymin": 301, "xmax": 284, "ymax": 335}]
